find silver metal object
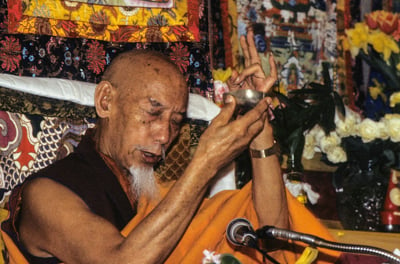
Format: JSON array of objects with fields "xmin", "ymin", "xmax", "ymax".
[{"xmin": 223, "ymin": 89, "xmax": 274, "ymax": 114}]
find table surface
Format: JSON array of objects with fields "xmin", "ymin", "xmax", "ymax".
[{"xmin": 322, "ymin": 220, "xmax": 400, "ymax": 252}]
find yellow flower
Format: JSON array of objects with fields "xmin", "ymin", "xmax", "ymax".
[
  {"xmin": 389, "ymin": 91, "xmax": 400, "ymax": 107},
  {"xmin": 345, "ymin": 22, "xmax": 370, "ymax": 57},
  {"xmin": 368, "ymin": 78, "xmax": 387, "ymax": 102},
  {"xmin": 212, "ymin": 67, "xmax": 232, "ymax": 82},
  {"xmin": 368, "ymin": 30, "xmax": 400, "ymax": 62}
]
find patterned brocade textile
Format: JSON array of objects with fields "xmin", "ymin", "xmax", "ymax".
[
  {"xmin": 7, "ymin": 0, "xmax": 200, "ymax": 42},
  {"xmin": 0, "ymin": 87, "xmax": 97, "ymax": 119},
  {"xmin": 0, "ymin": 3, "xmax": 213, "ymax": 95},
  {"xmin": 68, "ymin": 0, "xmax": 174, "ymax": 8}
]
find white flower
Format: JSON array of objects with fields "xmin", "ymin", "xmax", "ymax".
[
  {"xmin": 302, "ymin": 130, "xmax": 318, "ymax": 159},
  {"xmin": 308, "ymin": 125, "xmax": 326, "ymax": 145},
  {"xmin": 303, "ymin": 144, "xmax": 316, "ymax": 160},
  {"xmin": 384, "ymin": 114, "xmax": 400, "ymax": 142},
  {"xmin": 326, "ymin": 145, "xmax": 347, "ymax": 163},
  {"xmin": 377, "ymin": 120, "xmax": 389, "ymax": 140},
  {"xmin": 320, "ymin": 132, "xmax": 341, "ymax": 153},
  {"xmin": 202, "ymin": 250, "xmax": 221, "ymax": 264},
  {"xmin": 358, "ymin": 118, "xmax": 381, "ymax": 142},
  {"xmin": 335, "ymin": 107, "xmax": 361, "ymax": 137}
]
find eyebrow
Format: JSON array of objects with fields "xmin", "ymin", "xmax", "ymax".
[
  {"xmin": 148, "ymin": 97, "xmax": 186, "ymax": 116},
  {"xmin": 149, "ymin": 97, "xmax": 163, "ymax": 107}
]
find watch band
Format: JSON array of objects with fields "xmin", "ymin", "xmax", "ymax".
[{"xmin": 250, "ymin": 141, "xmax": 280, "ymax": 158}]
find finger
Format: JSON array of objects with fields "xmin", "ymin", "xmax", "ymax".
[
  {"xmin": 236, "ymin": 97, "xmax": 269, "ymax": 125},
  {"xmin": 268, "ymin": 53, "xmax": 278, "ymax": 82},
  {"xmin": 246, "ymin": 30, "xmax": 260, "ymax": 65},
  {"xmin": 233, "ymin": 64, "xmax": 265, "ymax": 84},
  {"xmin": 209, "ymin": 95, "xmax": 237, "ymax": 126},
  {"xmin": 246, "ymin": 97, "xmax": 270, "ymax": 120},
  {"xmin": 240, "ymin": 35, "xmax": 250, "ymax": 68},
  {"xmin": 233, "ymin": 99, "xmax": 269, "ymax": 137},
  {"xmin": 227, "ymin": 70, "xmax": 240, "ymax": 91}
]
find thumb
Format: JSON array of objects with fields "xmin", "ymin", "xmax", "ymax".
[{"xmin": 211, "ymin": 95, "xmax": 237, "ymax": 126}]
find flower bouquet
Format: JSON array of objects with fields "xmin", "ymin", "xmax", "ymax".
[
  {"xmin": 303, "ymin": 92, "xmax": 400, "ymax": 231},
  {"xmin": 344, "ymin": 10, "xmax": 400, "ymax": 118}
]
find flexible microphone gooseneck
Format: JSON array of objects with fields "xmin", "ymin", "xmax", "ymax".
[
  {"xmin": 257, "ymin": 225, "xmax": 400, "ymax": 263},
  {"xmin": 226, "ymin": 218, "xmax": 400, "ymax": 264}
]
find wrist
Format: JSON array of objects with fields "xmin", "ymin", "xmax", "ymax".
[
  {"xmin": 250, "ymin": 140, "xmax": 280, "ymax": 158},
  {"xmin": 250, "ymin": 125, "xmax": 274, "ymax": 149}
]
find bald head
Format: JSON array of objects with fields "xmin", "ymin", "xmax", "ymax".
[
  {"xmin": 97, "ymin": 49, "xmax": 188, "ymax": 116},
  {"xmin": 102, "ymin": 50, "xmax": 184, "ymax": 90}
]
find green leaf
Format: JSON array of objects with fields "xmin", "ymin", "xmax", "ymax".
[
  {"xmin": 333, "ymin": 91, "xmax": 346, "ymax": 118},
  {"xmin": 220, "ymin": 254, "xmax": 242, "ymax": 264},
  {"xmin": 359, "ymin": 49, "xmax": 400, "ymax": 92}
]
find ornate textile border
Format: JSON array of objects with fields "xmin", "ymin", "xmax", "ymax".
[
  {"xmin": 0, "ymin": 86, "xmax": 97, "ymax": 119},
  {"xmin": 7, "ymin": 0, "xmax": 200, "ymax": 42},
  {"xmin": 69, "ymin": 0, "xmax": 174, "ymax": 8}
]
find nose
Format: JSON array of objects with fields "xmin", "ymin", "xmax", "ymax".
[{"xmin": 151, "ymin": 119, "xmax": 171, "ymax": 146}]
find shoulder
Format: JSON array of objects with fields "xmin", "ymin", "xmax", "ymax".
[
  {"xmin": 21, "ymin": 177, "xmax": 87, "ymax": 213},
  {"xmin": 18, "ymin": 177, "xmax": 89, "ymax": 257}
]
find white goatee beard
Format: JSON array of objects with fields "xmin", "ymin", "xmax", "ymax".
[{"xmin": 128, "ymin": 166, "xmax": 159, "ymax": 202}]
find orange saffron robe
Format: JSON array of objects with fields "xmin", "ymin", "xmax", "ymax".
[
  {"xmin": 121, "ymin": 181, "xmax": 340, "ymax": 264},
  {"xmin": 1, "ymin": 181, "xmax": 340, "ymax": 264}
]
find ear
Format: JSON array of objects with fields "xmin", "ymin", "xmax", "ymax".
[{"xmin": 94, "ymin": 81, "xmax": 114, "ymax": 118}]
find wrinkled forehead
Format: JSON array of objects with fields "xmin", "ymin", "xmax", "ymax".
[
  {"xmin": 107, "ymin": 51, "xmax": 188, "ymax": 108},
  {"xmin": 116, "ymin": 56, "xmax": 185, "ymax": 87},
  {"xmin": 119, "ymin": 73, "xmax": 188, "ymax": 112}
]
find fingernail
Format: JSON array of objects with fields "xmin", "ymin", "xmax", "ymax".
[
  {"xmin": 225, "ymin": 95, "xmax": 234, "ymax": 103},
  {"xmin": 234, "ymin": 77, "xmax": 240, "ymax": 83}
]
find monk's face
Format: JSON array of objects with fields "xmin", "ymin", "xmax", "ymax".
[{"xmin": 100, "ymin": 58, "xmax": 188, "ymax": 171}]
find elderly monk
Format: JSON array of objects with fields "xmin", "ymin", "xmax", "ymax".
[{"xmin": 1, "ymin": 30, "xmax": 339, "ymax": 264}]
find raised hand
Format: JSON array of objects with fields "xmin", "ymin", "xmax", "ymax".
[
  {"xmin": 227, "ymin": 29, "xmax": 278, "ymax": 93},
  {"xmin": 193, "ymin": 93, "xmax": 270, "ymax": 177}
]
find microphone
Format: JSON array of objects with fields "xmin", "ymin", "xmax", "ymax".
[{"xmin": 226, "ymin": 218, "xmax": 258, "ymax": 248}]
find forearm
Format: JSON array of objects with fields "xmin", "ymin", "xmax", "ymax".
[{"xmin": 250, "ymin": 125, "xmax": 289, "ymax": 228}]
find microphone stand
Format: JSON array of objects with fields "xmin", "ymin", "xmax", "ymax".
[{"xmin": 256, "ymin": 226, "xmax": 400, "ymax": 264}]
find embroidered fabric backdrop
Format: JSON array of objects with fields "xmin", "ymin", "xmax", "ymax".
[
  {"xmin": 69, "ymin": 0, "xmax": 175, "ymax": 8},
  {"xmin": 0, "ymin": 0, "xmax": 214, "ymax": 92},
  {"xmin": 7, "ymin": 0, "xmax": 199, "ymax": 42}
]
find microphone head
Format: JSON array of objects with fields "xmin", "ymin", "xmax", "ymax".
[{"xmin": 226, "ymin": 218, "xmax": 257, "ymax": 247}]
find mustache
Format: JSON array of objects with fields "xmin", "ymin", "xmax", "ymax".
[{"xmin": 134, "ymin": 144, "xmax": 166, "ymax": 161}]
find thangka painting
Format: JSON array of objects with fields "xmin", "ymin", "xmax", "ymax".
[{"xmin": 234, "ymin": 0, "xmax": 341, "ymax": 96}]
